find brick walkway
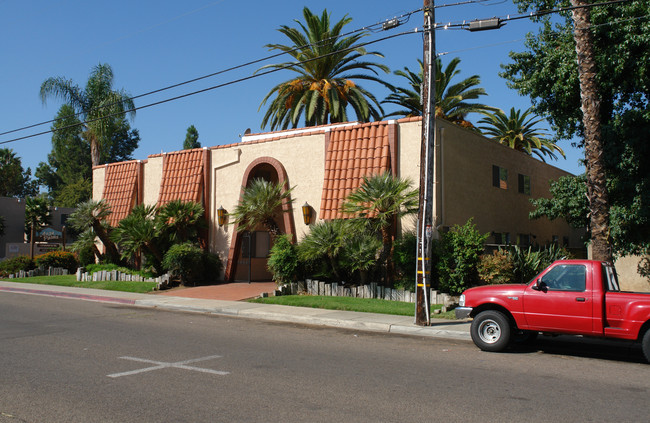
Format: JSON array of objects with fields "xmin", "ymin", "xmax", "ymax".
[{"xmin": 155, "ymin": 282, "xmax": 278, "ymax": 301}]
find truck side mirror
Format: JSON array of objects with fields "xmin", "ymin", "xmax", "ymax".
[{"xmin": 531, "ymin": 280, "xmax": 547, "ymax": 291}]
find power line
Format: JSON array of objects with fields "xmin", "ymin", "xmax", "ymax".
[
  {"xmin": 0, "ymin": 8, "xmax": 422, "ymax": 139},
  {"xmin": 436, "ymin": 0, "xmax": 631, "ymax": 30},
  {"xmin": 0, "ymin": 29, "xmax": 419, "ymax": 146}
]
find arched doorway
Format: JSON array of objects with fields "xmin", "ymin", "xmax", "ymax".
[{"xmin": 224, "ymin": 157, "xmax": 296, "ymax": 282}]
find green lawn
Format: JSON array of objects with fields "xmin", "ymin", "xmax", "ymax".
[
  {"xmin": 249, "ymin": 295, "xmax": 457, "ymax": 319},
  {"xmin": 1, "ymin": 275, "xmax": 158, "ymax": 293}
]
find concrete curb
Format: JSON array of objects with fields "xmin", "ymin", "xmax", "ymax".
[{"xmin": 0, "ymin": 281, "xmax": 471, "ymax": 341}]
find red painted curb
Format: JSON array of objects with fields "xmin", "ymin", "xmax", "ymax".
[{"xmin": 0, "ymin": 287, "xmax": 137, "ymax": 305}]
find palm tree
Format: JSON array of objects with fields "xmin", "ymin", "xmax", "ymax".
[
  {"xmin": 40, "ymin": 63, "xmax": 135, "ymax": 167},
  {"xmin": 478, "ymin": 107, "xmax": 565, "ymax": 162},
  {"xmin": 230, "ymin": 179, "xmax": 294, "ymax": 238},
  {"xmin": 342, "ymin": 172, "xmax": 418, "ymax": 287},
  {"xmin": 382, "ymin": 57, "xmax": 496, "ymax": 127},
  {"xmin": 68, "ymin": 199, "xmax": 120, "ymax": 264},
  {"xmin": 156, "ymin": 200, "xmax": 205, "ymax": 244},
  {"xmin": 24, "ymin": 197, "xmax": 51, "ymax": 259},
  {"xmin": 298, "ymin": 219, "xmax": 347, "ymax": 281},
  {"xmin": 111, "ymin": 204, "xmax": 164, "ymax": 271},
  {"xmin": 258, "ymin": 7, "xmax": 390, "ymax": 130}
]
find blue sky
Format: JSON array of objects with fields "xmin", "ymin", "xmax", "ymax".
[{"xmin": 0, "ymin": 0, "xmax": 584, "ymax": 178}]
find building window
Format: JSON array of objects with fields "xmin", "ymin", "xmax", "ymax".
[
  {"xmin": 518, "ymin": 174, "xmax": 531, "ymax": 195},
  {"xmin": 517, "ymin": 233, "xmax": 531, "ymax": 247},
  {"xmin": 492, "ymin": 165, "xmax": 508, "ymax": 189},
  {"xmin": 492, "ymin": 232, "xmax": 510, "ymax": 245}
]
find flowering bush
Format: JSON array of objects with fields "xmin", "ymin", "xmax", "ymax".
[{"xmin": 34, "ymin": 251, "xmax": 78, "ymax": 272}]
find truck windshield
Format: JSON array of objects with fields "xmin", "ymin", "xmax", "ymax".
[{"xmin": 604, "ymin": 264, "xmax": 620, "ymax": 292}]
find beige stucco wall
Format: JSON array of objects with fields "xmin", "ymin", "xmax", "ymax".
[
  {"xmin": 438, "ymin": 121, "xmax": 581, "ymax": 248},
  {"xmin": 209, "ymin": 133, "xmax": 327, "ymax": 262},
  {"xmin": 92, "ymin": 166, "xmax": 106, "ymax": 201},
  {"xmin": 395, "ymin": 118, "xmax": 581, "ymax": 249},
  {"xmin": 613, "ymin": 255, "xmax": 650, "ymax": 292},
  {"xmin": 142, "ymin": 156, "xmax": 163, "ymax": 207}
]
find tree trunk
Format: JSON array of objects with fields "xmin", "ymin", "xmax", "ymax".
[
  {"xmin": 379, "ymin": 226, "xmax": 395, "ymax": 288},
  {"xmin": 89, "ymin": 132, "xmax": 100, "ymax": 168},
  {"xmin": 570, "ymin": 0, "xmax": 612, "ymax": 262},
  {"xmin": 92, "ymin": 221, "xmax": 120, "ymax": 264}
]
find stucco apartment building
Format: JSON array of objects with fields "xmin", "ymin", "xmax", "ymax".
[{"xmin": 92, "ymin": 117, "xmax": 583, "ymax": 283}]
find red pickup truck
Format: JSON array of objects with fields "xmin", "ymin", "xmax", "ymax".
[{"xmin": 455, "ymin": 260, "xmax": 650, "ymax": 362}]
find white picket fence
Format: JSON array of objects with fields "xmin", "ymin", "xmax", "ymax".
[{"xmin": 273, "ymin": 279, "xmax": 459, "ymax": 308}]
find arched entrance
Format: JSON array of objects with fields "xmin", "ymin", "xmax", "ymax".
[{"xmin": 224, "ymin": 157, "xmax": 296, "ymax": 282}]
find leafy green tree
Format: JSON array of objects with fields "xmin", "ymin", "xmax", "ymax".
[
  {"xmin": 40, "ymin": 63, "xmax": 136, "ymax": 167},
  {"xmin": 478, "ymin": 107, "xmax": 565, "ymax": 161},
  {"xmin": 183, "ymin": 125, "xmax": 201, "ymax": 150},
  {"xmin": 24, "ymin": 197, "xmax": 51, "ymax": 241},
  {"xmin": 531, "ymin": 111, "xmax": 650, "ymax": 259},
  {"xmin": 343, "ymin": 172, "xmax": 418, "ymax": 287},
  {"xmin": 383, "ymin": 57, "xmax": 496, "ymax": 127},
  {"xmin": 501, "ymin": 0, "xmax": 650, "ymax": 261},
  {"xmin": 0, "ymin": 148, "xmax": 38, "ymax": 198},
  {"xmin": 435, "ymin": 219, "xmax": 488, "ymax": 295},
  {"xmin": 68, "ymin": 200, "xmax": 120, "ymax": 264},
  {"xmin": 35, "ymin": 104, "xmax": 91, "ymax": 206},
  {"xmin": 258, "ymin": 7, "xmax": 390, "ymax": 130},
  {"xmin": 231, "ymin": 178, "xmax": 294, "ymax": 238}
]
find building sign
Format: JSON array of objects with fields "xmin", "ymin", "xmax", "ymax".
[{"xmin": 36, "ymin": 227, "xmax": 63, "ymax": 243}]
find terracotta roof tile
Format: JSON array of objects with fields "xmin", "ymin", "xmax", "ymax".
[
  {"xmin": 158, "ymin": 149, "xmax": 204, "ymax": 205},
  {"xmin": 102, "ymin": 161, "xmax": 140, "ymax": 226},
  {"xmin": 319, "ymin": 121, "xmax": 391, "ymax": 220}
]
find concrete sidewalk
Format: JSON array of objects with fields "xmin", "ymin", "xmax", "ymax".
[{"xmin": 0, "ymin": 281, "xmax": 471, "ymax": 341}]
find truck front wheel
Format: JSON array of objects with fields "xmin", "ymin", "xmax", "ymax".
[
  {"xmin": 642, "ymin": 329, "xmax": 650, "ymax": 363},
  {"xmin": 471, "ymin": 310, "xmax": 511, "ymax": 352}
]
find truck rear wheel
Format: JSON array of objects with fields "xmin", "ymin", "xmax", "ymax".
[
  {"xmin": 470, "ymin": 310, "xmax": 511, "ymax": 352},
  {"xmin": 642, "ymin": 329, "xmax": 650, "ymax": 363}
]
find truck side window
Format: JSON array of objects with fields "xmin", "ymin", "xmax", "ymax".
[{"xmin": 541, "ymin": 265, "xmax": 586, "ymax": 292}]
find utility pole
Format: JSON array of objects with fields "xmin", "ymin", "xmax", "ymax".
[{"xmin": 415, "ymin": 0, "xmax": 435, "ymax": 326}]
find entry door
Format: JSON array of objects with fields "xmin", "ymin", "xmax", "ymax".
[{"xmin": 523, "ymin": 264, "xmax": 593, "ymax": 334}]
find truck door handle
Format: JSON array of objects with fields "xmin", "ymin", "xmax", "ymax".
[{"xmin": 576, "ymin": 297, "xmax": 586, "ymax": 302}]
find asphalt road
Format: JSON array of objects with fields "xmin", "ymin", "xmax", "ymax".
[{"xmin": 1, "ymin": 293, "xmax": 648, "ymax": 423}]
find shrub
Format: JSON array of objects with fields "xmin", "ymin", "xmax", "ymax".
[
  {"xmin": 435, "ymin": 219, "xmax": 488, "ymax": 295},
  {"xmin": 34, "ymin": 251, "xmax": 78, "ymax": 273},
  {"xmin": 267, "ymin": 234, "xmax": 299, "ymax": 285},
  {"xmin": 0, "ymin": 255, "xmax": 35, "ymax": 277},
  {"xmin": 394, "ymin": 231, "xmax": 417, "ymax": 290},
  {"xmin": 77, "ymin": 246, "xmax": 96, "ymax": 267},
  {"xmin": 162, "ymin": 243, "xmax": 222, "ymax": 286},
  {"xmin": 510, "ymin": 244, "xmax": 571, "ymax": 283},
  {"xmin": 478, "ymin": 249, "xmax": 514, "ymax": 285}
]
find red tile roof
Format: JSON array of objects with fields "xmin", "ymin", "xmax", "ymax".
[
  {"xmin": 158, "ymin": 149, "xmax": 204, "ymax": 205},
  {"xmin": 320, "ymin": 121, "xmax": 392, "ymax": 220},
  {"xmin": 102, "ymin": 161, "xmax": 140, "ymax": 226}
]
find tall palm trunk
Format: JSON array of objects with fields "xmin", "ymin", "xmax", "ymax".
[
  {"xmin": 570, "ymin": 0, "xmax": 612, "ymax": 262},
  {"xmin": 88, "ymin": 131, "xmax": 100, "ymax": 167}
]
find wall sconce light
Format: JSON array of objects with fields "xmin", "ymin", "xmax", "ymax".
[
  {"xmin": 217, "ymin": 205, "xmax": 227, "ymax": 227},
  {"xmin": 302, "ymin": 202, "xmax": 312, "ymax": 225}
]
